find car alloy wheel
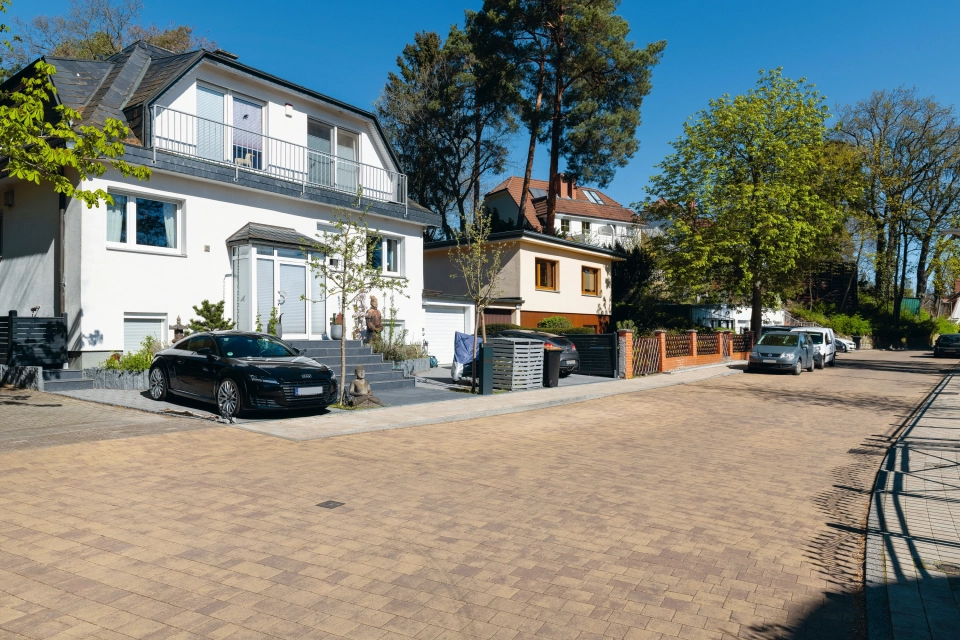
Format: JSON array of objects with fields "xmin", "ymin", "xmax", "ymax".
[
  {"xmin": 149, "ymin": 368, "xmax": 167, "ymax": 401},
  {"xmin": 217, "ymin": 378, "xmax": 241, "ymax": 419},
  {"xmin": 792, "ymin": 359, "xmax": 802, "ymax": 375}
]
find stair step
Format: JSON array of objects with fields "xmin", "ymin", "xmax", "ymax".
[
  {"xmin": 42, "ymin": 369, "xmax": 84, "ymax": 381},
  {"xmin": 44, "ymin": 379, "xmax": 95, "ymax": 391}
]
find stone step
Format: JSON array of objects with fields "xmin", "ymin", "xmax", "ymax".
[
  {"xmin": 44, "ymin": 378, "xmax": 95, "ymax": 391},
  {"xmin": 301, "ymin": 350, "xmax": 383, "ymax": 361},
  {"xmin": 42, "ymin": 369, "xmax": 85, "ymax": 381}
]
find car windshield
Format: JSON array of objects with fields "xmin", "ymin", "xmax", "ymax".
[
  {"xmin": 216, "ymin": 335, "xmax": 297, "ymax": 358},
  {"xmin": 939, "ymin": 334, "xmax": 960, "ymax": 344},
  {"xmin": 757, "ymin": 333, "xmax": 798, "ymax": 347}
]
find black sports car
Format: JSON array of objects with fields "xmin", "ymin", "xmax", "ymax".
[{"xmin": 148, "ymin": 331, "xmax": 337, "ymax": 418}]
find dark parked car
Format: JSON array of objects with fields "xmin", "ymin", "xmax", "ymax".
[
  {"xmin": 747, "ymin": 331, "xmax": 819, "ymax": 374},
  {"xmin": 148, "ymin": 331, "xmax": 338, "ymax": 418},
  {"xmin": 934, "ymin": 333, "xmax": 960, "ymax": 358},
  {"xmin": 490, "ymin": 329, "xmax": 580, "ymax": 376}
]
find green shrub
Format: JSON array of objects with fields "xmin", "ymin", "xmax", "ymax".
[
  {"xmin": 485, "ymin": 323, "xmax": 521, "ymax": 335},
  {"xmin": 558, "ymin": 327, "xmax": 597, "ymax": 334},
  {"xmin": 537, "ymin": 315, "xmax": 573, "ymax": 330},
  {"xmin": 829, "ymin": 313, "xmax": 872, "ymax": 337},
  {"xmin": 100, "ymin": 335, "xmax": 163, "ymax": 372},
  {"xmin": 931, "ymin": 316, "xmax": 958, "ymax": 336},
  {"xmin": 616, "ymin": 319, "xmax": 637, "ymax": 331}
]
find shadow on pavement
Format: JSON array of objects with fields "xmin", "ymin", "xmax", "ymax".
[{"xmin": 135, "ymin": 389, "xmax": 334, "ymax": 422}]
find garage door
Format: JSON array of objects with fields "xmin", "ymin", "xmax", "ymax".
[{"xmin": 424, "ymin": 306, "xmax": 466, "ymax": 365}]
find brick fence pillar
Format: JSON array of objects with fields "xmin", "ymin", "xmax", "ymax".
[
  {"xmin": 618, "ymin": 329, "xmax": 634, "ymax": 379},
  {"xmin": 654, "ymin": 330, "xmax": 667, "ymax": 372},
  {"xmin": 686, "ymin": 329, "xmax": 698, "ymax": 358}
]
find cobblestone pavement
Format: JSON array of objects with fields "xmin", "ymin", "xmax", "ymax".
[
  {"xmin": 869, "ymin": 372, "xmax": 960, "ymax": 639},
  {"xmin": 0, "ymin": 350, "xmax": 950, "ymax": 639},
  {"xmin": 0, "ymin": 386, "xmax": 216, "ymax": 452}
]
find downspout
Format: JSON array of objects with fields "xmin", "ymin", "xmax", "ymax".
[{"xmin": 58, "ymin": 183, "xmax": 66, "ymax": 317}]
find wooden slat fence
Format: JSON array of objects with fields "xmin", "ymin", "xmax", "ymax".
[
  {"xmin": 731, "ymin": 334, "xmax": 752, "ymax": 352},
  {"xmin": 489, "ymin": 338, "xmax": 543, "ymax": 390},
  {"xmin": 632, "ymin": 336, "xmax": 660, "ymax": 376},
  {"xmin": 696, "ymin": 333, "xmax": 720, "ymax": 355},
  {"xmin": 665, "ymin": 334, "xmax": 691, "ymax": 358}
]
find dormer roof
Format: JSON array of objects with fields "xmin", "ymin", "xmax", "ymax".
[{"xmin": 485, "ymin": 176, "xmax": 636, "ymax": 231}]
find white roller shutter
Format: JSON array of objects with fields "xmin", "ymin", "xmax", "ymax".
[
  {"xmin": 424, "ymin": 306, "xmax": 466, "ymax": 366},
  {"xmin": 124, "ymin": 318, "xmax": 163, "ymax": 353}
]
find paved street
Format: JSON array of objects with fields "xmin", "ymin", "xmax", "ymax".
[{"xmin": 0, "ymin": 350, "xmax": 951, "ymax": 639}]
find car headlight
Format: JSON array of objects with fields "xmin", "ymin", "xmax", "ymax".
[
  {"xmin": 248, "ymin": 374, "xmax": 280, "ymax": 385},
  {"xmin": 781, "ymin": 352, "xmax": 795, "ymax": 360}
]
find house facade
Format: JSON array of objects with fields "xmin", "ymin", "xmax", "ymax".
[
  {"xmin": 422, "ymin": 231, "xmax": 622, "ymax": 363},
  {"xmin": 484, "ymin": 174, "xmax": 651, "ymax": 247},
  {"xmin": 0, "ymin": 42, "xmax": 439, "ymax": 368}
]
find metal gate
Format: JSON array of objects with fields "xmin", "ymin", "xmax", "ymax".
[
  {"xmin": 561, "ymin": 332, "xmax": 617, "ymax": 377},
  {"xmin": 633, "ymin": 336, "xmax": 660, "ymax": 376}
]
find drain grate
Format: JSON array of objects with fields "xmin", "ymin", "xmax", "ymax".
[
  {"xmin": 936, "ymin": 562, "xmax": 960, "ymax": 574},
  {"xmin": 317, "ymin": 500, "xmax": 344, "ymax": 509}
]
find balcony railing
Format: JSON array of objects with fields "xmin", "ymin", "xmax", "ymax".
[{"xmin": 151, "ymin": 106, "xmax": 407, "ymax": 210}]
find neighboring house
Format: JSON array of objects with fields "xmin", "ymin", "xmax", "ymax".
[
  {"xmin": 484, "ymin": 174, "xmax": 649, "ymax": 247},
  {"xmin": 423, "ymin": 230, "xmax": 623, "ymax": 363},
  {"xmin": 689, "ymin": 305, "xmax": 785, "ymax": 333},
  {"xmin": 0, "ymin": 42, "xmax": 439, "ymax": 368}
]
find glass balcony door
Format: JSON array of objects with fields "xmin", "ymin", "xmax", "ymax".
[
  {"xmin": 197, "ymin": 85, "xmax": 225, "ymax": 161},
  {"xmin": 336, "ymin": 130, "xmax": 359, "ymax": 193},
  {"xmin": 233, "ymin": 98, "xmax": 263, "ymax": 170},
  {"xmin": 307, "ymin": 120, "xmax": 333, "ymax": 188}
]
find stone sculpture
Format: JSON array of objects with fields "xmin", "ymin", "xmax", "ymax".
[
  {"xmin": 365, "ymin": 295, "xmax": 383, "ymax": 343},
  {"xmin": 346, "ymin": 365, "xmax": 382, "ymax": 408}
]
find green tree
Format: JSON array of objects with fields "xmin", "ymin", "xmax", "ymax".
[
  {"xmin": 647, "ymin": 69, "xmax": 846, "ymax": 333},
  {"xmin": 8, "ymin": 0, "xmax": 214, "ymax": 74},
  {"xmin": 187, "ymin": 299, "xmax": 234, "ymax": 332},
  {"xmin": 0, "ymin": 1, "xmax": 150, "ymax": 207},
  {"xmin": 304, "ymin": 195, "xmax": 408, "ymax": 404},
  {"xmin": 474, "ymin": 0, "xmax": 664, "ymax": 233}
]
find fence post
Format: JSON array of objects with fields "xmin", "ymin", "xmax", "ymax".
[
  {"xmin": 687, "ymin": 329, "xmax": 698, "ymax": 358},
  {"xmin": 618, "ymin": 329, "xmax": 633, "ymax": 379},
  {"xmin": 654, "ymin": 330, "xmax": 667, "ymax": 372},
  {"xmin": 7, "ymin": 310, "xmax": 16, "ymax": 366}
]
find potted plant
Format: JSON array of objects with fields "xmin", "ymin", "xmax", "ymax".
[{"xmin": 330, "ymin": 312, "xmax": 343, "ymax": 340}]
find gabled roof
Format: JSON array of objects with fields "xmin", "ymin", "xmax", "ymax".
[
  {"xmin": 485, "ymin": 176, "xmax": 637, "ymax": 231},
  {"xmin": 226, "ymin": 222, "xmax": 315, "ymax": 248},
  {"xmin": 424, "ymin": 229, "xmax": 626, "ymax": 259}
]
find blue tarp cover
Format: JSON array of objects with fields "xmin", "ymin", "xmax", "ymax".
[{"xmin": 454, "ymin": 331, "xmax": 481, "ymax": 365}]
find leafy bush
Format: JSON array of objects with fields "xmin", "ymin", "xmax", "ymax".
[
  {"xmin": 616, "ymin": 319, "xmax": 637, "ymax": 331},
  {"xmin": 554, "ymin": 327, "xmax": 596, "ymax": 334},
  {"xmin": 537, "ymin": 315, "xmax": 573, "ymax": 330},
  {"xmin": 188, "ymin": 299, "xmax": 235, "ymax": 332},
  {"xmin": 371, "ymin": 295, "xmax": 428, "ymax": 362},
  {"xmin": 100, "ymin": 335, "xmax": 163, "ymax": 372},
  {"xmin": 829, "ymin": 313, "xmax": 872, "ymax": 337}
]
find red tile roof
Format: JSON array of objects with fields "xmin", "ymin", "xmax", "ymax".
[{"xmin": 485, "ymin": 176, "xmax": 637, "ymax": 231}]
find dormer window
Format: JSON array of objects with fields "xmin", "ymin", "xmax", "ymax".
[{"xmin": 583, "ymin": 190, "xmax": 604, "ymax": 205}]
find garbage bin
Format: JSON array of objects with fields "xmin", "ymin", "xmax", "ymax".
[{"xmin": 543, "ymin": 346, "xmax": 561, "ymax": 388}]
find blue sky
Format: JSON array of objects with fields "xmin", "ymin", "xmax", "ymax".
[{"xmin": 13, "ymin": 0, "xmax": 960, "ymax": 208}]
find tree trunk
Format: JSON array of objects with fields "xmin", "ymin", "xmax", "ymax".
[
  {"xmin": 340, "ymin": 296, "xmax": 347, "ymax": 405},
  {"xmin": 471, "ymin": 309, "xmax": 480, "ymax": 393},
  {"xmin": 544, "ymin": 8, "xmax": 566, "ymax": 235},
  {"xmin": 893, "ymin": 224, "xmax": 909, "ymax": 330},
  {"xmin": 751, "ymin": 279, "xmax": 763, "ymax": 337},
  {"xmin": 516, "ymin": 67, "xmax": 545, "ymax": 230},
  {"xmin": 472, "ymin": 107, "xmax": 483, "ymax": 217},
  {"xmin": 874, "ymin": 220, "xmax": 887, "ymax": 292},
  {"xmin": 915, "ymin": 229, "xmax": 932, "ymax": 297}
]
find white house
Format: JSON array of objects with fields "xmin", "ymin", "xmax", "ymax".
[
  {"xmin": 484, "ymin": 174, "xmax": 653, "ymax": 247},
  {"xmin": 0, "ymin": 42, "xmax": 439, "ymax": 368}
]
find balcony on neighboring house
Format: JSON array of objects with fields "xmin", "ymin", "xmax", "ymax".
[{"xmin": 151, "ymin": 106, "xmax": 407, "ymax": 205}]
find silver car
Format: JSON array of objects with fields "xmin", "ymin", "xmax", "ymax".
[{"xmin": 748, "ymin": 331, "xmax": 819, "ymax": 375}]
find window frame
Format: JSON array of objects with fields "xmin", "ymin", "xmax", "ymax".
[
  {"xmin": 535, "ymin": 257, "xmax": 559, "ymax": 292},
  {"xmin": 560, "ymin": 218, "xmax": 570, "ymax": 234},
  {"xmin": 584, "ymin": 190, "xmax": 604, "ymax": 204},
  {"xmin": 106, "ymin": 191, "xmax": 184, "ymax": 256},
  {"xmin": 581, "ymin": 265, "xmax": 600, "ymax": 296},
  {"xmin": 582, "ymin": 221, "xmax": 592, "ymax": 235},
  {"xmin": 369, "ymin": 234, "xmax": 404, "ymax": 277}
]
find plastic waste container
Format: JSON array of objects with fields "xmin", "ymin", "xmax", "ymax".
[{"xmin": 543, "ymin": 347, "xmax": 561, "ymax": 388}]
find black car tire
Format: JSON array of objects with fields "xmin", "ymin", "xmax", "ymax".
[
  {"xmin": 148, "ymin": 366, "xmax": 168, "ymax": 401},
  {"xmin": 934, "ymin": 349, "xmax": 941, "ymax": 358},
  {"xmin": 815, "ymin": 356, "xmax": 824, "ymax": 370},
  {"xmin": 559, "ymin": 371, "xmax": 571, "ymax": 378},
  {"xmin": 217, "ymin": 378, "xmax": 243, "ymax": 419},
  {"xmin": 827, "ymin": 355, "xmax": 836, "ymax": 367},
  {"xmin": 792, "ymin": 359, "xmax": 802, "ymax": 375},
  {"xmin": 807, "ymin": 357, "xmax": 815, "ymax": 372}
]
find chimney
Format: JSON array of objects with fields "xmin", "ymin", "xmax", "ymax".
[
  {"xmin": 567, "ymin": 177, "xmax": 576, "ymax": 200},
  {"xmin": 554, "ymin": 174, "xmax": 564, "ymax": 199},
  {"xmin": 954, "ymin": 278, "xmax": 960, "ymax": 294}
]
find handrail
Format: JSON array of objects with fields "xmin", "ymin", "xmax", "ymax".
[{"xmin": 151, "ymin": 106, "xmax": 407, "ymax": 207}]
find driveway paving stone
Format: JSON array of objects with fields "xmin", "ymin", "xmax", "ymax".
[{"xmin": 0, "ymin": 350, "xmax": 951, "ymax": 639}]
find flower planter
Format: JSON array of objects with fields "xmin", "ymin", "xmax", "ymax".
[
  {"xmin": 330, "ymin": 324, "xmax": 343, "ymax": 340},
  {"xmin": 395, "ymin": 357, "xmax": 432, "ymax": 377}
]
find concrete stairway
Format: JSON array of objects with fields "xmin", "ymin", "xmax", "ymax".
[
  {"xmin": 42, "ymin": 369, "xmax": 94, "ymax": 391},
  {"xmin": 286, "ymin": 339, "xmax": 415, "ymax": 392}
]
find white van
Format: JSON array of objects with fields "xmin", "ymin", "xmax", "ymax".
[{"xmin": 791, "ymin": 327, "xmax": 836, "ymax": 367}]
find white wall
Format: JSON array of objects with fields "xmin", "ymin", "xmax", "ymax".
[
  {"xmin": 0, "ymin": 178, "xmax": 58, "ymax": 317},
  {"xmin": 76, "ymin": 168, "xmax": 424, "ymax": 360}
]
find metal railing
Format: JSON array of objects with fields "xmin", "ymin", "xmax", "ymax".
[{"xmin": 151, "ymin": 106, "xmax": 407, "ymax": 209}]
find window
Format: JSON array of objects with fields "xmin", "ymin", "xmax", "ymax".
[
  {"xmin": 336, "ymin": 129, "xmax": 359, "ymax": 191},
  {"xmin": 232, "ymin": 97, "xmax": 263, "ymax": 169},
  {"xmin": 560, "ymin": 219, "xmax": 570, "ymax": 233},
  {"xmin": 123, "ymin": 317, "xmax": 164, "ymax": 353},
  {"xmin": 368, "ymin": 236, "xmax": 402, "ymax": 275},
  {"xmin": 535, "ymin": 258, "xmax": 558, "ymax": 291},
  {"xmin": 529, "ymin": 187, "xmax": 548, "ymax": 199},
  {"xmin": 582, "ymin": 266, "xmax": 599, "ymax": 295},
  {"xmin": 107, "ymin": 195, "xmax": 180, "ymax": 252},
  {"xmin": 582, "ymin": 221, "xmax": 591, "ymax": 235},
  {"xmin": 583, "ymin": 190, "xmax": 604, "ymax": 204}
]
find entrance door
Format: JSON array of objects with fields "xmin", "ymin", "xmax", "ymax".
[{"xmin": 278, "ymin": 263, "xmax": 307, "ymax": 338}]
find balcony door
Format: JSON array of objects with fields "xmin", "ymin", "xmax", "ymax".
[
  {"xmin": 336, "ymin": 130, "xmax": 359, "ymax": 193},
  {"xmin": 197, "ymin": 85, "xmax": 225, "ymax": 161},
  {"xmin": 233, "ymin": 98, "xmax": 263, "ymax": 170},
  {"xmin": 307, "ymin": 120, "xmax": 333, "ymax": 187}
]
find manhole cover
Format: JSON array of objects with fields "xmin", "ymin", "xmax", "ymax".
[
  {"xmin": 936, "ymin": 562, "xmax": 960, "ymax": 574},
  {"xmin": 317, "ymin": 500, "xmax": 344, "ymax": 509}
]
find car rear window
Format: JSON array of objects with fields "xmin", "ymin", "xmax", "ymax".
[
  {"xmin": 757, "ymin": 334, "xmax": 798, "ymax": 347},
  {"xmin": 805, "ymin": 333, "xmax": 823, "ymax": 344}
]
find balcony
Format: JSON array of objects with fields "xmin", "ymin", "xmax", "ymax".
[{"xmin": 151, "ymin": 106, "xmax": 407, "ymax": 206}]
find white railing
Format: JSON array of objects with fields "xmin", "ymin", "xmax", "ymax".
[{"xmin": 151, "ymin": 106, "xmax": 407, "ymax": 209}]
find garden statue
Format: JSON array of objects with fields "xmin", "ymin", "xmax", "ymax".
[
  {"xmin": 347, "ymin": 365, "xmax": 382, "ymax": 408},
  {"xmin": 365, "ymin": 295, "xmax": 383, "ymax": 343},
  {"xmin": 172, "ymin": 316, "xmax": 186, "ymax": 343}
]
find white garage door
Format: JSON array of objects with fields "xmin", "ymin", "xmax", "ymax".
[
  {"xmin": 424, "ymin": 306, "xmax": 466, "ymax": 365},
  {"xmin": 124, "ymin": 317, "xmax": 164, "ymax": 353}
]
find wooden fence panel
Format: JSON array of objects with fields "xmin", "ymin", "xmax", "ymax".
[
  {"xmin": 732, "ymin": 334, "xmax": 752, "ymax": 352},
  {"xmin": 665, "ymin": 334, "xmax": 691, "ymax": 358},
  {"xmin": 632, "ymin": 336, "xmax": 660, "ymax": 376},
  {"xmin": 697, "ymin": 333, "xmax": 720, "ymax": 355}
]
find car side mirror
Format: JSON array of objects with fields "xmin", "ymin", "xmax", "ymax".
[
  {"xmin": 196, "ymin": 347, "xmax": 214, "ymax": 358},
  {"xmin": 292, "ymin": 347, "xmax": 301, "ymax": 356}
]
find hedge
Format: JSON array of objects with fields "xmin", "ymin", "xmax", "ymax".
[{"xmin": 483, "ymin": 323, "xmax": 598, "ymax": 335}]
